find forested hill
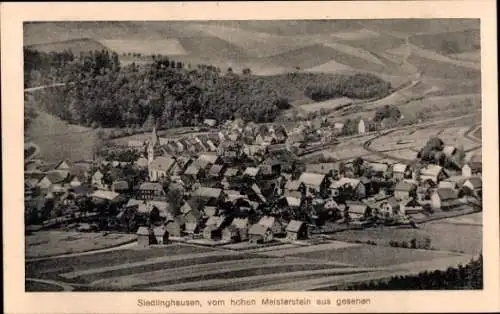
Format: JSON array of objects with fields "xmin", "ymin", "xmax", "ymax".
[{"xmin": 25, "ymin": 48, "xmax": 392, "ymax": 129}]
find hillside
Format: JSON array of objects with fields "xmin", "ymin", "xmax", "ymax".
[{"xmin": 25, "ymin": 38, "xmax": 109, "ymax": 55}]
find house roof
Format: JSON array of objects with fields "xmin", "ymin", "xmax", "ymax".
[
  {"xmin": 223, "ymin": 167, "xmax": 240, "ymax": 178},
  {"xmin": 394, "ymin": 181, "xmax": 417, "ymax": 192},
  {"xmin": 112, "ymin": 180, "xmax": 129, "ymax": 190},
  {"xmin": 205, "ymin": 216, "xmax": 227, "ymax": 229},
  {"xmin": 298, "ymin": 172, "xmax": 326, "ymax": 187},
  {"xmin": 393, "ymin": 163, "xmax": 409, "ymax": 173},
  {"xmin": 243, "ymin": 167, "xmax": 260, "ymax": 177},
  {"xmin": 284, "ymin": 196, "xmax": 301, "ymax": 208},
  {"xmin": 382, "ymin": 197, "xmax": 400, "ymax": 209},
  {"xmin": 208, "ymin": 164, "xmax": 225, "ymax": 177},
  {"xmin": 370, "ymin": 162, "xmax": 389, "ymax": 173},
  {"xmin": 183, "ymin": 164, "xmax": 201, "ymax": 175},
  {"xmin": 136, "ymin": 226, "xmax": 150, "ymax": 235},
  {"xmin": 148, "ymin": 201, "xmax": 173, "ymax": 217},
  {"xmin": 286, "ymin": 220, "xmax": 305, "ymax": 232},
  {"xmin": 331, "ymin": 177, "xmax": 360, "ymax": 189},
  {"xmin": 149, "ymin": 156, "xmax": 176, "ymax": 171},
  {"xmin": 43, "ymin": 171, "xmax": 70, "ymax": 184},
  {"xmin": 196, "ymin": 154, "xmax": 218, "ymax": 167},
  {"xmin": 285, "ymin": 180, "xmax": 302, "ymax": 191},
  {"xmin": 421, "ymin": 165, "xmax": 444, "ymax": 177},
  {"xmin": 249, "ymin": 223, "xmax": 270, "ymax": 235},
  {"xmin": 436, "ymin": 188, "xmax": 458, "ymax": 201},
  {"xmin": 346, "ymin": 202, "xmax": 368, "ymax": 215},
  {"xmin": 258, "ymin": 216, "xmax": 277, "ymax": 228},
  {"xmin": 139, "ymin": 182, "xmax": 164, "ymax": 191},
  {"xmin": 92, "ymin": 170, "xmax": 104, "ymax": 179},
  {"xmin": 465, "ymin": 176, "xmax": 482, "ymax": 189},
  {"xmin": 91, "ymin": 190, "xmax": 120, "ymax": 201},
  {"xmin": 193, "ymin": 187, "xmax": 222, "ymax": 199}
]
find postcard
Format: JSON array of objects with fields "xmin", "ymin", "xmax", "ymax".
[{"xmin": 2, "ymin": 1, "xmax": 499, "ymax": 313}]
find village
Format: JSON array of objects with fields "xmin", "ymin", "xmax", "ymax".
[{"xmin": 24, "ymin": 115, "xmax": 483, "ymax": 249}]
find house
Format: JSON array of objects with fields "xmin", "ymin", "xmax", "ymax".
[
  {"xmin": 52, "ymin": 159, "xmax": 69, "ymax": 171},
  {"xmin": 91, "ymin": 170, "xmax": 105, "ymax": 188},
  {"xmin": 378, "ymin": 197, "xmax": 402, "ymax": 218},
  {"xmin": 149, "ymin": 156, "xmax": 177, "ymax": 181},
  {"xmin": 203, "ymin": 216, "xmax": 230, "ymax": 240},
  {"xmin": 184, "ymin": 208, "xmax": 202, "ymax": 235},
  {"xmin": 439, "ymin": 176, "xmax": 465, "ymax": 190},
  {"xmin": 137, "ymin": 182, "xmax": 165, "ymax": 200},
  {"xmin": 165, "ymin": 216, "xmax": 185, "ymax": 237},
  {"xmin": 278, "ymin": 196, "xmax": 301, "ymax": 210},
  {"xmin": 461, "ymin": 176, "xmax": 482, "ymax": 198},
  {"xmin": 136, "ymin": 226, "xmax": 154, "ymax": 247},
  {"xmin": 257, "ymin": 216, "xmax": 283, "ymax": 235},
  {"xmin": 298, "ymin": 172, "xmax": 328, "ymax": 195},
  {"xmin": 345, "ymin": 201, "xmax": 371, "ymax": 221},
  {"xmin": 152, "ymin": 225, "xmax": 169, "ymax": 245},
  {"xmin": 431, "ymin": 188, "xmax": 461, "ymax": 210},
  {"xmin": 285, "ymin": 220, "xmax": 308, "ymax": 241},
  {"xmin": 221, "ymin": 225, "xmax": 240, "ymax": 242},
  {"xmin": 146, "ymin": 201, "xmax": 174, "ymax": 219},
  {"xmin": 203, "ymin": 206, "xmax": 218, "ymax": 218},
  {"xmin": 90, "ymin": 190, "xmax": 122, "ymax": 204},
  {"xmin": 284, "ymin": 179, "xmax": 303, "ymax": 198},
  {"xmin": 401, "ymin": 198, "xmax": 424, "ymax": 215},
  {"xmin": 392, "ymin": 163, "xmax": 411, "ymax": 181},
  {"xmin": 37, "ymin": 171, "xmax": 70, "ymax": 192},
  {"xmin": 231, "ymin": 218, "xmax": 249, "ymax": 241},
  {"xmin": 111, "ymin": 180, "xmax": 129, "ymax": 193},
  {"xmin": 358, "ymin": 119, "xmax": 366, "ymax": 134},
  {"xmin": 369, "ymin": 162, "xmax": 389, "ymax": 177},
  {"xmin": 203, "ymin": 119, "xmax": 217, "ymax": 127},
  {"xmin": 192, "ymin": 187, "xmax": 224, "ymax": 206},
  {"xmin": 330, "ymin": 177, "xmax": 366, "ymax": 200},
  {"xmin": 248, "ymin": 224, "xmax": 273, "ymax": 244},
  {"xmin": 207, "ymin": 164, "xmax": 226, "ymax": 179},
  {"xmin": 394, "ymin": 181, "xmax": 417, "ymax": 200},
  {"xmin": 69, "ymin": 174, "xmax": 84, "ymax": 188},
  {"xmin": 420, "ymin": 165, "xmax": 449, "ymax": 184},
  {"xmin": 464, "ymin": 152, "xmax": 482, "ymax": 175},
  {"xmin": 333, "ymin": 122, "xmax": 344, "ymax": 134}
]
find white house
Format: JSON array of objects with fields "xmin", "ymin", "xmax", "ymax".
[{"xmin": 358, "ymin": 120, "xmax": 366, "ymax": 134}]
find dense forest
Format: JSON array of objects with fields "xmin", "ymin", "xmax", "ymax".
[
  {"xmin": 304, "ymin": 73, "xmax": 392, "ymax": 101},
  {"xmin": 340, "ymin": 254, "xmax": 483, "ymax": 290},
  {"xmin": 25, "ymin": 48, "xmax": 392, "ymax": 129}
]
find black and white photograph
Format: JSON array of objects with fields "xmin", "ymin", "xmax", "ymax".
[{"xmin": 22, "ymin": 18, "xmax": 486, "ymax": 293}]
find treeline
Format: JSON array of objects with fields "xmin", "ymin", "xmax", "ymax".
[
  {"xmin": 26, "ymin": 53, "xmax": 289, "ymax": 128},
  {"xmin": 304, "ymin": 73, "xmax": 392, "ymax": 101},
  {"xmin": 342, "ymin": 254, "xmax": 483, "ymax": 290},
  {"xmin": 24, "ymin": 48, "xmax": 120, "ymax": 88},
  {"xmin": 25, "ymin": 48, "xmax": 392, "ymax": 130}
]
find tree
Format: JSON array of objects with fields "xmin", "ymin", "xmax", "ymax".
[{"xmin": 166, "ymin": 185, "xmax": 184, "ymax": 212}]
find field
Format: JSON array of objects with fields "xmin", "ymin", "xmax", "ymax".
[
  {"xmin": 26, "ymin": 231, "xmax": 137, "ymax": 259},
  {"xmin": 25, "ymin": 111, "xmax": 98, "ymax": 163},
  {"xmin": 26, "ymin": 233, "xmax": 477, "ymax": 291},
  {"xmin": 329, "ymin": 214, "xmax": 482, "ymax": 255}
]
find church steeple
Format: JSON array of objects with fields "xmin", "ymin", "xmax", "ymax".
[{"xmin": 147, "ymin": 123, "xmax": 160, "ymax": 165}]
